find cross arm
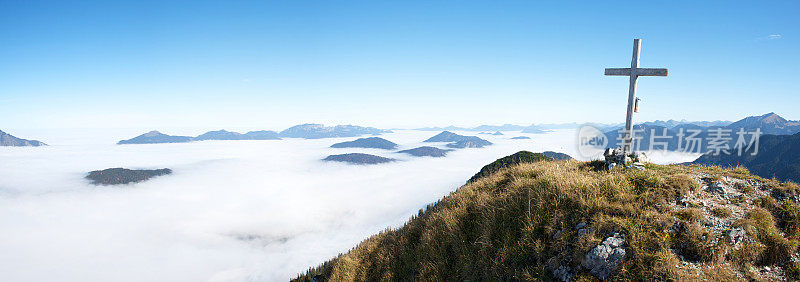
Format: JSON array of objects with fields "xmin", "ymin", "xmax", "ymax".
[
  {"xmin": 605, "ymin": 68, "xmax": 668, "ymax": 76},
  {"xmin": 604, "ymin": 68, "xmax": 631, "ymax": 76},
  {"xmin": 636, "ymin": 68, "xmax": 668, "ymax": 76}
]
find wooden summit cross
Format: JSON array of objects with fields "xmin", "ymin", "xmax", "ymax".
[{"xmin": 605, "ymin": 38, "xmax": 667, "ymax": 153}]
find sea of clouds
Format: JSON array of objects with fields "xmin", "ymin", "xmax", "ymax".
[{"xmin": 0, "ymin": 129, "xmax": 701, "ymax": 281}]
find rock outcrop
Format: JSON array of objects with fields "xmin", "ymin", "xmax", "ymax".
[
  {"xmin": 604, "ymin": 148, "xmax": 647, "ymax": 169},
  {"xmin": 582, "ymin": 233, "xmax": 627, "ymax": 279}
]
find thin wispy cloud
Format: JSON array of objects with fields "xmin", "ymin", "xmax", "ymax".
[{"xmin": 755, "ymin": 34, "xmax": 783, "ymax": 42}]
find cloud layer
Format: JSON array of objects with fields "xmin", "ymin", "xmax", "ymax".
[{"xmin": 0, "ymin": 129, "xmax": 699, "ymax": 281}]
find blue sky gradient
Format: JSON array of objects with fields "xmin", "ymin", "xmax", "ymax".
[{"xmin": 1, "ymin": 1, "xmax": 798, "ymax": 129}]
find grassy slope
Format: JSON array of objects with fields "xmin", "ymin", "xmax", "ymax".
[{"xmin": 295, "ymin": 153, "xmax": 800, "ymax": 281}]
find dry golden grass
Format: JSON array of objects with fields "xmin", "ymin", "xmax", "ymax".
[
  {"xmin": 294, "ymin": 158, "xmax": 799, "ymax": 281},
  {"xmin": 675, "ymin": 208, "xmax": 704, "ymax": 223},
  {"xmin": 712, "ymin": 206, "xmax": 733, "ymax": 218}
]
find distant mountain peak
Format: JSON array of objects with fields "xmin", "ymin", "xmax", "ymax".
[
  {"xmin": 424, "ymin": 131, "xmax": 459, "ymax": 141},
  {"xmin": 120, "ymin": 124, "xmax": 387, "ymax": 144},
  {"xmin": 194, "ymin": 130, "xmax": 247, "ymax": 141},
  {"xmin": 118, "ymin": 131, "xmax": 193, "ymax": 144},
  {"xmin": 726, "ymin": 112, "xmax": 798, "ymax": 135},
  {"xmin": 143, "ymin": 130, "xmax": 163, "ymax": 137},
  {"xmin": 0, "ymin": 129, "xmax": 47, "ymax": 146},
  {"xmin": 760, "ymin": 112, "xmax": 786, "ymax": 123},
  {"xmin": 280, "ymin": 124, "xmax": 389, "ymax": 139},
  {"xmin": 330, "ymin": 137, "xmax": 398, "ymax": 150},
  {"xmin": 424, "ymin": 131, "xmax": 492, "ymax": 148},
  {"xmin": 693, "ymin": 132, "xmax": 800, "ymax": 182}
]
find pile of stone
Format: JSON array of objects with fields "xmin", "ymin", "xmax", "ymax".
[
  {"xmin": 582, "ymin": 233, "xmax": 627, "ymax": 279},
  {"xmin": 603, "ymin": 148, "xmax": 648, "ymax": 170}
]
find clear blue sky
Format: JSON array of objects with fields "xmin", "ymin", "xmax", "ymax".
[{"xmin": 1, "ymin": 0, "xmax": 798, "ymax": 130}]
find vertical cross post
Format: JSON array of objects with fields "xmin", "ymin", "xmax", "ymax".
[
  {"xmin": 604, "ymin": 39, "xmax": 667, "ymax": 154},
  {"xmin": 623, "ymin": 39, "xmax": 641, "ymax": 153}
]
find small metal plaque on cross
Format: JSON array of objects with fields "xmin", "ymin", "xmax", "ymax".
[{"xmin": 605, "ymin": 39, "xmax": 667, "ymax": 153}]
